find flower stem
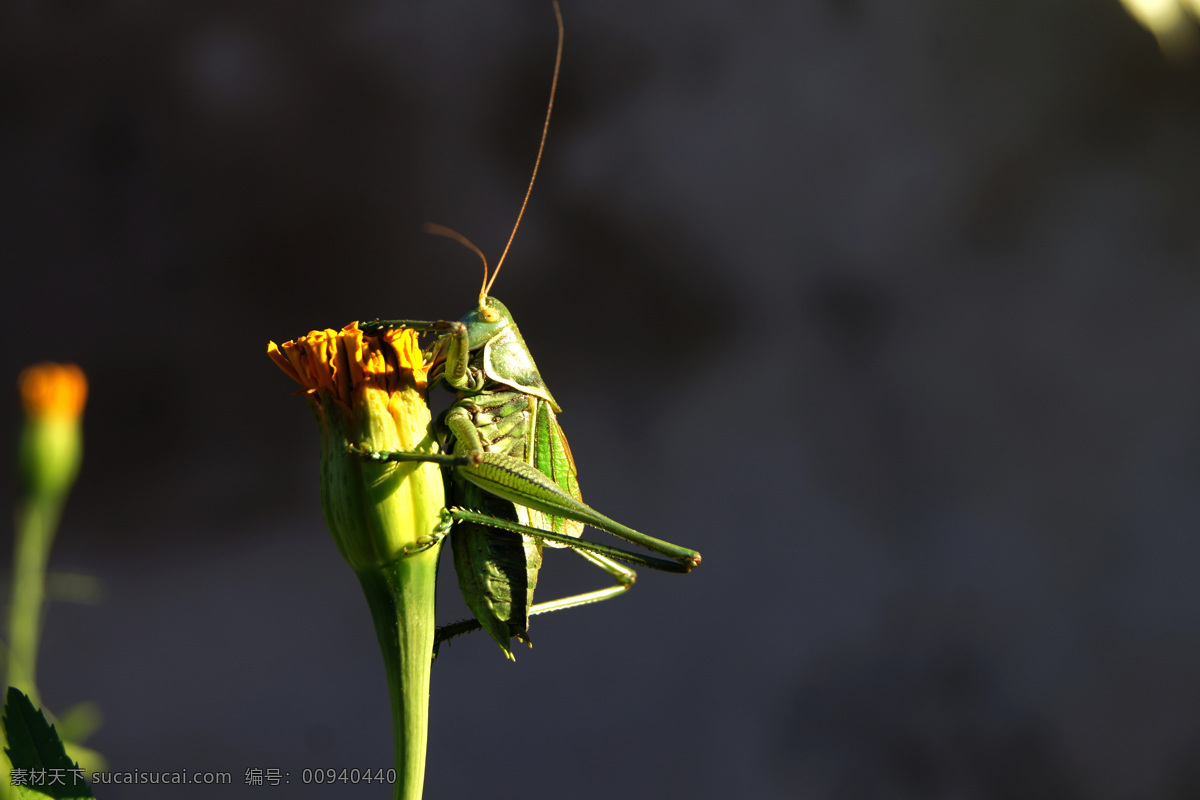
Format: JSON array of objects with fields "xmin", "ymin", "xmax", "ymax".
[
  {"xmin": 356, "ymin": 542, "xmax": 442, "ymax": 800},
  {"xmin": 6, "ymin": 495, "xmax": 61, "ymax": 706}
]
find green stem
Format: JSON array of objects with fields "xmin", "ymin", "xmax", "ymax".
[
  {"xmin": 356, "ymin": 543, "xmax": 441, "ymax": 800},
  {"xmin": 6, "ymin": 496, "xmax": 60, "ymax": 706}
]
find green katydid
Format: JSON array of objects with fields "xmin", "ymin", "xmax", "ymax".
[{"xmin": 353, "ymin": 0, "xmax": 701, "ymax": 660}]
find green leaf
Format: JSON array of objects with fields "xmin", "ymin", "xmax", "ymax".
[{"xmin": 3, "ymin": 688, "xmax": 94, "ymax": 799}]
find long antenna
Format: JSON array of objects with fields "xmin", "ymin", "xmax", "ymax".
[
  {"xmin": 480, "ymin": 0, "xmax": 564, "ymax": 307},
  {"xmin": 423, "ymin": 222, "xmax": 490, "ymax": 299}
]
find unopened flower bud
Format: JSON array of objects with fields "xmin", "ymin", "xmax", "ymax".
[
  {"xmin": 269, "ymin": 324, "xmax": 445, "ymax": 571},
  {"xmin": 17, "ymin": 363, "xmax": 86, "ymax": 503}
]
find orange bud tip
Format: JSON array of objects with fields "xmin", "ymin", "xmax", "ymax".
[{"xmin": 18, "ymin": 363, "xmax": 88, "ymax": 419}]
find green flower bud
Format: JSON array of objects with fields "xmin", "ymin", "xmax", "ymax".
[
  {"xmin": 269, "ymin": 323, "xmax": 444, "ymax": 571},
  {"xmin": 17, "ymin": 364, "xmax": 86, "ymax": 503}
]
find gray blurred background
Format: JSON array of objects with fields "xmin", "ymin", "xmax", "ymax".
[{"xmin": 4, "ymin": 0, "xmax": 1200, "ymax": 797}]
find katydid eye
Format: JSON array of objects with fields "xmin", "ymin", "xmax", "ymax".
[{"xmin": 479, "ymin": 306, "xmax": 500, "ymax": 323}]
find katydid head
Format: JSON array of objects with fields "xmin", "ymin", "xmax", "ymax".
[
  {"xmin": 458, "ymin": 296, "xmax": 515, "ymax": 350},
  {"xmin": 459, "ymin": 294, "xmax": 558, "ymax": 409}
]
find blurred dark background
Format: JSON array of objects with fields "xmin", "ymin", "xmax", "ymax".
[{"xmin": 4, "ymin": 0, "xmax": 1200, "ymax": 797}]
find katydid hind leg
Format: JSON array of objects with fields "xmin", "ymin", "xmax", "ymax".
[
  {"xmin": 449, "ymin": 508, "xmax": 692, "ymax": 573},
  {"xmin": 445, "ymin": 404, "xmax": 699, "ymax": 569},
  {"xmin": 433, "ymin": 548, "xmax": 636, "ymax": 657},
  {"xmin": 527, "ymin": 549, "xmax": 635, "ymax": 616},
  {"xmin": 457, "ymin": 451, "xmax": 702, "ymax": 568}
]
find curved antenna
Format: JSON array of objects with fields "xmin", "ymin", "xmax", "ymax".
[
  {"xmin": 481, "ymin": 0, "xmax": 564, "ymax": 306},
  {"xmin": 423, "ymin": 222, "xmax": 490, "ymax": 299}
]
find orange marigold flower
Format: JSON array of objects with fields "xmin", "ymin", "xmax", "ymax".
[{"xmin": 268, "ymin": 322, "xmax": 427, "ymax": 407}]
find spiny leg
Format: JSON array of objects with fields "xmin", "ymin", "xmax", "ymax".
[
  {"xmin": 450, "ymin": 448, "xmax": 702, "ymax": 569},
  {"xmin": 432, "ymin": 618, "xmax": 483, "ymax": 657},
  {"xmin": 358, "ymin": 318, "xmax": 471, "ymax": 387},
  {"xmin": 448, "ymin": 508, "xmax": 691, "ymax": 573},
  {"xmin": 345, "ymin": 451, "xmax": 691, "ymax": 573},
  {"xmin": 347, "ymin": 407, "xmax": 480, "ymax": 467},
  {"xmin": 528, "ymin": 549, "xmax": 635, "ymax": 616},
  {"xmin": 355, "ymin": 416, "xmax": 701, "ymax": 570},
  {"xmin": 433, "ymin": 546, "xmax": 637, "ymax": 657},
  {"xmin": 348, "ymin": 444, "xmax": 480, "ymax": 467},
  {"xmin": 358, "ymin": 319, "xmax": 462, "ymax": 335}
]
